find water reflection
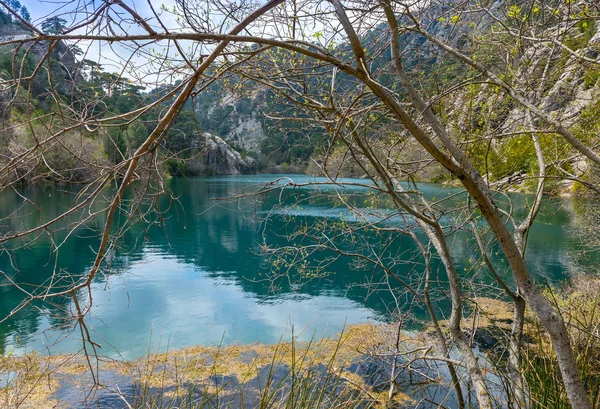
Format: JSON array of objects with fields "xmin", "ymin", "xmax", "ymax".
[{"xmin": 0, "ymin": 175, "xmax": 583, "ymax": 358}]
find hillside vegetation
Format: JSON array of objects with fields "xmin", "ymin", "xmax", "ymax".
[
  {"xmin": 0, "ymin": 11, "xmax": 255, "ymax": 184},
  {"xmin": 1, "ymin": 3, "xmax": 599, "ymax": 188}
]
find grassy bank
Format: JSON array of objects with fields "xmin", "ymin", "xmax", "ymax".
[
  {"xmin": 0, "ymin": 324, "xmax": 418, "ymax": 409},
  {"xmin": 1, "ymin": 276, "xmax": 599, "ymax": 409}
]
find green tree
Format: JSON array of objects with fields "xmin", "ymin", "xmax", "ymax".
[
  {"xmin": 41, "ymin": 16, "xmax": 67, "ymax": 34},
  {"xmin": 20, "ymin": 5, "xmax": 30, "ymax": 22}
]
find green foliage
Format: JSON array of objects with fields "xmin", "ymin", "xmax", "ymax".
[
  {"xmin": 59, "ymin": 58, "xmax": 204, "ymax": 169},
  {"xmin": 10, "ymin": 121, "xmax": 105, "ymax": 183},
  {"xmin": 564, "ymin": 21, "xmax": 597, "ymax": 51},
  {"xmin": 41, "ymin": 16, "xmax": 67, "ymax": 34},
  {"xmin": 1, "ymin": 2, "xmax": 598, "ymax": 185},
  {"xmin": 0, "ymin": 10, "xmax": 10, "ymax": 25},
  {"xmin": 19, "ymin": 5, "xmax": 30, "ymax": 23},
  {"xmin": 164, "ymin": 109, "xmax": 202, "ymax": 157},
  {"xmin": 573, "ymin": 100, "xmax": 600, "ymax": 148},
  {"xmin": 584, "ymin": 66, "xmax": 600, "ymax": 89},
  {"xmin": 0, "ymin": 46, "xmax": 35, "ymax": 82},
  {"xmin": 468, "ymin": 130, "xmax": 576, "ymax": 187},
  {"xmin": 164, "ymin": 159, "xmax": 189, "ymax": 177},
  {"xmin": 102, "ymin": 127, "xmax": 128, "ymax": 164},
  {"xmin": 0, "ymin": 3, "xmax": 30, "ymax": 23},
  {"xmin": 126, "ymin": 121, "xmax": 149, "ymax": 152}
]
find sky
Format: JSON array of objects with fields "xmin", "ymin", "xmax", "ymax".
[
  {"xmin": 17, "ymin": 0, "xmax": 189, "ymax": 86},
  {"xmin": 11, "ymin": 0, "xmax": 348, "ymax": 87},
  {"xmin": 22, "ymin": 0, "xmax": 179, "ymax": 28},
  {"xmin": 15, "ymin": 0, "xmax": 313, "ymax": 87}
]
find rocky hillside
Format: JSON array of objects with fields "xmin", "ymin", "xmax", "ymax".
[
  {"xmin": 179, "ymin": 133, "xmax": 256, "ymax": 176},
  {"xmin": 189, "ymin": 0, "xmax": 600, "ymax": 188},
  {"xmin": 0, "ymin": 11, "xmax": 257, "ymax": 184},
  {"xmin": 0, "ymin": 15, "xmax": 78, "ymax": 95},
  {"xmin": 2, "ymin": 2, "xmax": 599, "ymax": 185},
  {"xmin": 195, "ymin": 88, "xmax": 268, "ymax": 153},
  {"xmin": 444, "ymin": 6, "xmax": 600, "ymax": 191}
]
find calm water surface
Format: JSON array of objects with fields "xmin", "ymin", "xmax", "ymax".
[{"xmin": 0, "ymin": 175, "xmax": 584, "ymax": 358}]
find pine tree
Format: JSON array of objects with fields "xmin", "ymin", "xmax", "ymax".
[
  {"xmin": 20, "ymin": 5, "xmax": 30, "ymax": 23},
  {"xmin": 41, "ymin": 16, "xmax": 67, "ymax": 34}
]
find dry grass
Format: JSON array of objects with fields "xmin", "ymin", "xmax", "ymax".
[{"xmin": 0, "ymin": 323, "xmax": 419, "ymax": 408}]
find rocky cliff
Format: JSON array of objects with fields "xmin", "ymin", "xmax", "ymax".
[
  {"xmin": 0, "ymin": 18, "xmax": 79, "ymax": 94},
  {"xmin": 185, "ymin": 133, "xmax": 256, "ymax": 175},
  {"xmin": 194, "ymin": 87, "xmax": 268, "ymax": 153}
]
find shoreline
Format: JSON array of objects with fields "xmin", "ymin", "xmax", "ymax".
[
  {"xmin": 1, "ymin": 297, "xmax": 517, "ymax": 408},
  {"xmin": 0, "ymin": 323, "xmax": 417, "ymax": 408},
  {"xmin": 2, "ymin": 280, "xmax": 598, "ymax": 409}
]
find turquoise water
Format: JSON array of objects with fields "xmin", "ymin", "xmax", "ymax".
[{"xmin": 0, "ymin": 175, "xmax": 583, "ymax": 358}]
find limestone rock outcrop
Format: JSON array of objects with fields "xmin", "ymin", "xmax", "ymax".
[{"xmin": 186, "ymin": 133, "xmax": 256, "ymax": 175}]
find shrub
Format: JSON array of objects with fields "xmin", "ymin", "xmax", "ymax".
[{"xmin": 164, "ymin": 158, "xmax": 189, "ymax": 177}]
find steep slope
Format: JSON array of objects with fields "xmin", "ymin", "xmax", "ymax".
[
  {"xmin": 170, "ymin": 132, "xmax": 256, "ymax": 176},
  {"xmin": 0, "ymin": 12, "xmax": 257, "ymax": 184},
  {"xmin": 188, "ymin": 1, "xmax": 600, "ymax": 187}
]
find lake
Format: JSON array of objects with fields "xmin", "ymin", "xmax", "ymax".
[{"xmin": 0, "ymin": 175, "xmax": 584, "ymax": 359}]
